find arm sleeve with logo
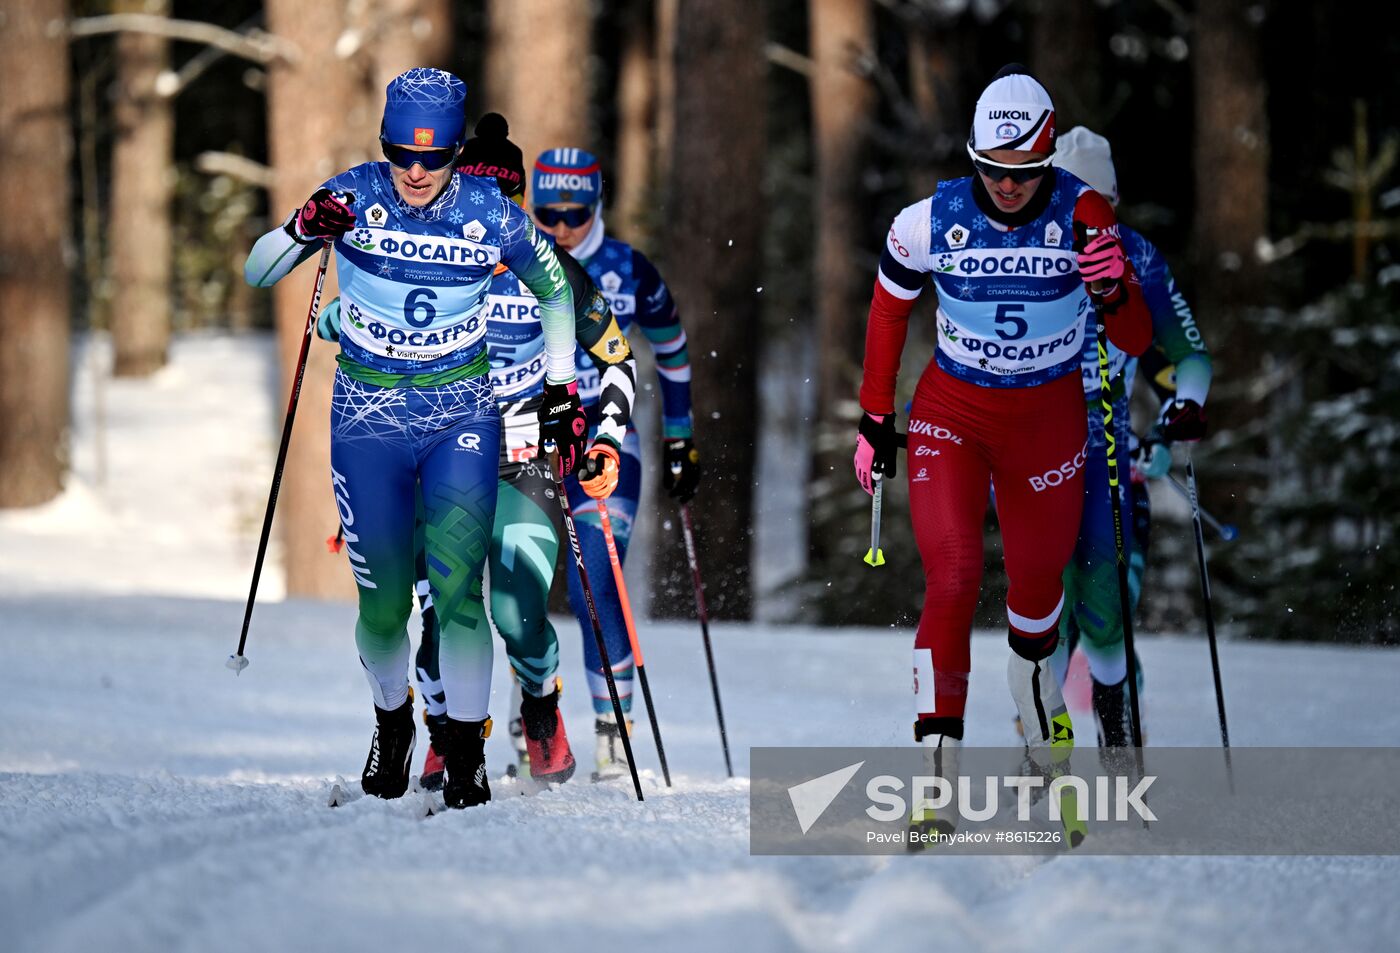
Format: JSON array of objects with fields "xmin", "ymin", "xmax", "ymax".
[
  {"xmin": 1072, "ymin": 190, "xmax": 1152, "ymax": 357},
  {"xmin": 1125, "ymin": 227, "xmax": 1212, "ymax": 407},
  {"xmin": 244, "ymin": 212, "xmax": 321, "ymax": 287},
  {"xmin": 860, "ymin": 197, "xmax": 934, "ymax": 414},
  {"xmin": 499, "ymin": 198, "xmax": 576, "ymax": 384},
  {"xmin": 630, "ymin": 250, "xmax": 693, "ymax": 440},
  {"xmin": 559, "ymin": 249, "xmax": 636, "ymax": 451}
]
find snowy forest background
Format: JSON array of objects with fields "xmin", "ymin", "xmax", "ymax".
[{"xmin": 2, "ymin": 0, "xmax": 1397, "ymax": 644}]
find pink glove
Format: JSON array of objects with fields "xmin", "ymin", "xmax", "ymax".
[
  {"xmin": 294, "ymin": 188, "xmax": 356, "ymax": 243},
  {"xmin": 1077, "ymin": 232, "xmax": 1126, "ymax": 289},
  {"xmin": 539, "ymin": 380, "xmax": 587, "ymax": 479},
  {"xmin": 854, "ymin": 412, "xmax": 898, "ymax": 495}
]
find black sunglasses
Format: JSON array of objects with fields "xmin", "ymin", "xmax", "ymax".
[
  {"xmin": 380, "ymin": 138, "xmax": 461, "ymax": 172},
  {"xmin": 966, "ymin": 143, "xmax": 1053, "ymax": 185},
  {"xmin": 534, "ymin": 205, "xmax": 594, "ymax": 228}
]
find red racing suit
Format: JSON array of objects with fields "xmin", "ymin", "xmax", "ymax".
[{"xmin": 859, "ymin": 170, "xmax": 1150, "ymax": 733}]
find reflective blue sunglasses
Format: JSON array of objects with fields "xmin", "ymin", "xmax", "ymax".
[{"xmin": 380, "ymin": 138, "xmax": 461, "ymax": 172}]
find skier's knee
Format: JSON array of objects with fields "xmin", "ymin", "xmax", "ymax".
[
  {"xmin": 1008, "ymin": 627, "xmax": 1058, "ymax": 662},
  {"xmin": 358, "ymin": 602, "xmax": 412, "ymax": 642}
]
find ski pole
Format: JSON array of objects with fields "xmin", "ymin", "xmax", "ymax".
[
  {"xmin": 597, "ymin": 500, "xmax": 672, "ymax": 787},
  {"xmin": 1184, "ymin": 446, "xmax": 1234, "ymax": 787},
  {"xmin": 228, "ymin": 238, "xmax": 335, "ymax": 675},
  {"xmin": 675, "ymin": 497, "xmax": 732, "ymax": 778},
  {"xmin": 864, "ymin": 475, "xmax": 886, "ymax": 567},
  {"xmin": 546, "ymin": 443, "xmax": 644, "ymax": 801},
  {"xmin": 863, "ymin": 431, "xmax": 905, "ymax": 567},
  {"xmin": 1163, "ymin": 473, "xmax": 1237, "ymax": 541},
  {"xmin": 1078, "ymin": 222, "xmax": 1147, "ymax": 795}
]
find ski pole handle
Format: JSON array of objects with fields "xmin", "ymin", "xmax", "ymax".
[{"xmin": 1074, "ymin": 222, "xmax": 1105, "ymax": 295}]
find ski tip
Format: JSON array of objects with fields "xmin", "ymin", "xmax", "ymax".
[
  {"xmin": 419, "ymin": 791, "xmax": 446, "ymax": 818},
  {"xmin": 225, "ymin": 654, "xmax": 250, "ymax": 675},
  {"xmin": 863, "ymin": 548, "xmax": 885, "ymax": 568}
]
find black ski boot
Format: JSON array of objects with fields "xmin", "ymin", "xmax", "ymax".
[
  {"xmin": 361, "ymin": 693, "xmax": 416, "ymax": 799},
  {"xmin": 1092, "ymin": 675, "xmax": 1146, "ymax": 778},
  {"xmin": 442, "ymin": 716, "xmax": 492, "ymax": 809},
  {"xmin": 1092, "ymin": 675, "xmax": 1140, "ymax": 748}
]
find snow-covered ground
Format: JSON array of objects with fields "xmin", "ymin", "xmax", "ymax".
[
  {"xmin": 2, "ymin": 335, "xmax": 1397, "ymax": 952},
  {"xmin": 0, "ymin": 334, "xmax": 283, "ymax": 601}
]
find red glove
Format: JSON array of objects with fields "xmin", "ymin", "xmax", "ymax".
[{"xmin": 1159, "ymin": 398, "xmax": 1208, "ymax": 443}]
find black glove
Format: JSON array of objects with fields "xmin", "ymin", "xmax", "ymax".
[
  {"xmin": 1159, "ymin": 398, "xmax": 1207, "ymax": 443},
  {"xmin": 538, "ymin": 380, "xmax": 587, "ymax": 479},
  {"xmin": 1132, "ymin": 425, "xmax": 1172, "ymax": 479},
  {"xmin": 292, "ymin": 188, "xmax": 356, "ymax": 243},
  {"xmin": 662, "ymin": 437, "xmax": 702, "ymax": 503}
]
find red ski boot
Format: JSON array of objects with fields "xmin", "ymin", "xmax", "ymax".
[{"xmin": 520, "ymin": 678, "xmax": 576, "ymax": 784}]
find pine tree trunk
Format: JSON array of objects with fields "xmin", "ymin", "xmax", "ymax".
[
  {"xmin": 806, "ymin": 0, "xmax": 875, "ymax": 572},
  {"xmin": 653, "ymin": 0, "xmax": 679, "ymax": 200},
  {"xmin": 649, "ymin": 0, "xmax": 766, "ymax": 620},
  {"xmin": 908, "ymin": 15, "xmax": 968, "ymax": 192},
  {"xmin": 484, "ymin": 0, "xmax": 591, "ymax": 171},
  {"xmin": 370, "ymin": 0, "xmax": 455, "ymax": 94},
  {"xmin": 418, "ymin": 0, "xmax": 454, "ymax": 70},
  {"xmin": 612, "ymin": 0, "xmax": 655, "ymax": 246},
  {"xmin": 0, "ymin": 0, "xmax": 72, "ymax": 507},
  {"xmin": 809, "ymin": 0, "xmax": 873, "ymax": 411},
  {"xmin": 1193, "ymin": 0, "xmax": 1269, "ymax": 318},
  {"xmin": 263, "ymin": 0, "xmax": 368, "ymax": 599},
  {"xmin": 109, "ymin": 0, "xmax": 174, "ymax": 378},
  {"xmin": 1028, "ymin": 0, "xmax": 1103, "ymax": 130}
]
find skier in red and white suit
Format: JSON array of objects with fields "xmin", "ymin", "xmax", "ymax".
[{"xmin": 854, "ymin": 66, "xmax": 1151, "ymax": 763}]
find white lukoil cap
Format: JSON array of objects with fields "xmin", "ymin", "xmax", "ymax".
[
  {"xmin": 970, "ymin": 67, "xmax": 1056, "ymax": 154},
  {"xmin": 1055, "ymin": 126, "xmax": 1120, "ymax": 206}
]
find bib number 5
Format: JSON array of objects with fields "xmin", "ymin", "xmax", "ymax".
[
  {"xmin": 994, "ymin": 303, "xmax": 1028, "ymax": 341},
  {"xmin": 404, "ymin": 287, "xmax": 437, "ymax": 328}
]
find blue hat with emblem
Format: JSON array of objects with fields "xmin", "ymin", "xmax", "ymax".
[
  {"xmin": 381, "ymin": 68, "xmax": 467, "ymax": 148},
  {"xmin": 532, "ymin": 148, "xmax": 603, "ymax": 207}
]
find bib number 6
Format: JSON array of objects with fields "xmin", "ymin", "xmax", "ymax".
[
  {"xmin": 404, "ymin": 287, "xmax": 437, "ymax": 328},
  {"xmin": 994, "ymin": 303, "xmax": 1028, "ymax": 341}
]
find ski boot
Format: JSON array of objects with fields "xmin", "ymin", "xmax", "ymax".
[
  {"xmin": 361, "ymin": 689, "xmax": 416, "ymax": 800},
  {"xmin": 505, "ymin": 678, "xmax": 531, "ymax": 779},
  {"xmin": 908, "ymin": 717, "xmax": 962, "ymax": 852},
  {"xmin": 520, "ymin": 677, "xmax": 576, "ymax": 785},
  {"xmin": 592, "ymin": 711, "xmax": 633, "ymax": 782},
  {"xmin": 1092, "ymin": 675, "xmax": 1145, "ymax": 773},
  {"xmin": 419, "ymin": 712, "xmax": 448, "ymax": 792},
  {"xmin": 1008, "ymin": 647, "xmax": 1087, "ymax": 847},
  {"xmin": 441, "ymin": 716, "xmax": 492, "ymax": 809}
]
